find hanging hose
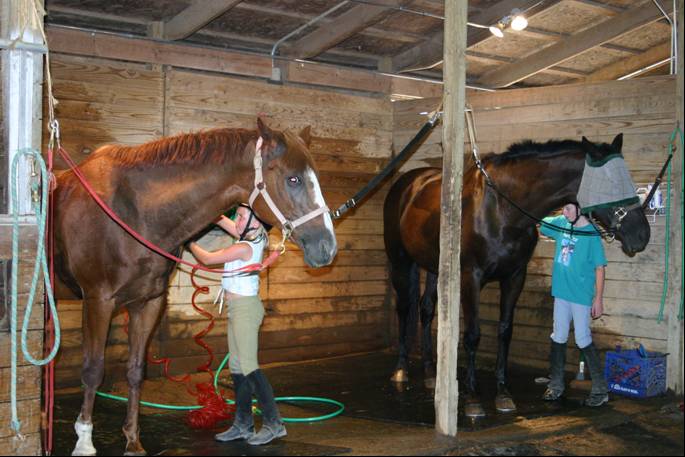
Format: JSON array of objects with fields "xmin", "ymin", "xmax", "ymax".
[
  {"xmin": 657, "ymin": 126, "xmax": 685, "ymax": 323},
  {"xmin": 96, "ymin": 351, "xmax": 344, "ymax": 423},
  {"xmin": 9, "ymin": 149, "xmax": 61, "ymax": 437}
]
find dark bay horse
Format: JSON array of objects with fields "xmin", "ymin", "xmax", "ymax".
[
  {"xmin": 55, "ymin": 118, "xmax": 337, "ymax": 456},
  {"xmin": 384, "ymin": 134, "xmax": 650, "ymax": 417}
]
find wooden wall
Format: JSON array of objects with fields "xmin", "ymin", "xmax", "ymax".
[
  {"xmin": 47, "ymin": 54, "xmax": 394, "ymax": 386},
  {"xmin": 393, "ymin": 76, "xmax": 677, "ymax": 372},
  {"xmin": 0, "ymin": 225, "xmax": 44, "ymax": 454}
]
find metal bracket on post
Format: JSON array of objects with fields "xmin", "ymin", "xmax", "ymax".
[{"xmin": 0, "ymin": 258, "xmax": 11, "ymax": 332}]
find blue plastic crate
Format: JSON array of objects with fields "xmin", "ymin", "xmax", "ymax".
[{"xmin": 604, "ymin": 346, "xmax": 667, "ymax": 398}]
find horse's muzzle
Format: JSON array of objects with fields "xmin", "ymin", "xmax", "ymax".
[{"xmin": 302, "ymin": 236, "xmax": 337, "ymax": 268}]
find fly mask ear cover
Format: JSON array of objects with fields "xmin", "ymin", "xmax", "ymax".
[{"xmin": 577, "ymin": 154, "xmax": 640, "ymax": 214}]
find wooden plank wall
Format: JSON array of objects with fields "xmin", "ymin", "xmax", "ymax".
[
  {"xmin": 45, "ymin": 55, "xmax": 394, "ymax": 386},
  {"xmin": 0, "ymin": 225, "xmax": 44, "ymax": 454},
  {"xmin": 393, "ymin": 76, "xmax": 677, "ymax": 372}
]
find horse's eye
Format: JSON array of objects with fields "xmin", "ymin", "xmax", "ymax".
[{"xmin": 287, "ymin": 176, "xmax": 302, "ymax": 187}]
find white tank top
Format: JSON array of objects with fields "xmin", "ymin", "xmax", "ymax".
[{"xmin": 221, "ymin": 236, "xmax": 267, "ymax": 296}]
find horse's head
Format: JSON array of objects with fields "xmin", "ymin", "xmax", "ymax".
[
  {"xmin": 578, "ymin": 133, "xmax": 650, "ymax": 256},
  {"xmin": 249, "ymin": 118, "xmax": 337, "ymax": 267}
]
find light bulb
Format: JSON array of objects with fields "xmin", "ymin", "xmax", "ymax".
[
  {"xmin": 511, "ymin": 14, "xmax": 528, "ymax": 31},
  {"xmin": 489, "ymin": 23, "xmax": 505, "ymax": 38}
]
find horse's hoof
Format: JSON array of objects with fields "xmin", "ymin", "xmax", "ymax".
[
  {"xmin": 424, "ymin": 377, "xmax": 436, "ymax": 389},
  {"xmin": 464, "ymin": 401, "xmax": 486, "ymax": 418},
  {"xmin": 495, "ymin": 394, "xmax": 517, "ymax": 413},
  {"xmin": 73, "ymin": 419, "xmax": 96, "ymax": 456},
  {"xmin": 124, "ymin": 442, "xmax": 147, "ymax": 456},
  {"xmin": 391, "ymin": 368, "xmax": 408, "ymax": 383}
]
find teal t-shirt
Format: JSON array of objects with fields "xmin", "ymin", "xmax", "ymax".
[{"xmin": 540, "ymin": 215, "xmax": 607, "ymax": 306}]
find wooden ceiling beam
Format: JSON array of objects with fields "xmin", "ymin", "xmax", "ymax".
[
  {"xmin": 234, "ymin": 2, "xmax": 423, "ymax": 44},
  {"xmin": 281, "ymin": 0, "xmax": 413, "ymax": 60},
  {"xmin": 584, "ymin": 41, "xmax": 672, "ymax": 82},
  {"xmin": 477, "ymin": 0, "xmax": 674, "ymax": 88},
  {"xmin": 150, "ymin": 0, "xmax": 243, "ymax": 41},
  {"xmin": 390, "ymin": 0, "xmax": 561, "ymax": 73}
]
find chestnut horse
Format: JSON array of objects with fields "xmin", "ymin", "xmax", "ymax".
[
  {"xmin": 55, "ymin": 119, "xmax": 337, "ymax": 456},
  {"xmin": 384, "ymin": 134, "xmax": 650, "ymax": 417}
]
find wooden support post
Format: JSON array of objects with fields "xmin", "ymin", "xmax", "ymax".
[
  {"xmin": 1, "ymin": 0, "xmax": 44, "ymax": 214},
  {"xmin": 666, "ymin": 0, "xmax": 684, "ymax": 395},
  {"xmin": 435, "ymin": 0, "xmax": 467, "ymax": 437}
]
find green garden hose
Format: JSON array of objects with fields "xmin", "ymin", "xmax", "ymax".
[{"xmin": 96, "ymin": 352, "xmax": 344, "ymax": 422}]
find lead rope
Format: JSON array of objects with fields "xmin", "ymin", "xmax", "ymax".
[{"xmin": 9, "ymin": 149, "xmax": 61, "ymax": 441}]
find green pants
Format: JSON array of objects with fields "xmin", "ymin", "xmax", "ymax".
[{"xmin": 226, "ymin": 294, "xmax": 265, "ymax": 376}]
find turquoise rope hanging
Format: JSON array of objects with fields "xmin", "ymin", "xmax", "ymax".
[
  {"xmin": 9, "ymin": 149, "xmax": 61, "ymax": 435},
  {"xmin": 657, "ymin": 126, "xmax": 685, "ymax": 323}
]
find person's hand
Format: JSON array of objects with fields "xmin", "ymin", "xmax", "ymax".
[{"xmin": 591, "ymin": 298, "xmax": 604, "ymax": 319}]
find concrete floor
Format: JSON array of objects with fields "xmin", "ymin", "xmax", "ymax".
[{"xmin": 53, "ymin": 351, "xmax": 684, "ymax": 456}]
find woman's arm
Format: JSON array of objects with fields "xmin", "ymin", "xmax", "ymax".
[
  {"xmin": 591, "ymin": 266, "xmax": 605, "ymax": 319},
  {"xmin": 215, "ymin": 215, "xmax": 240, "ymax": 238},
  {"xmin": 188, "ymin": 241, "xmax": 252, "ymax": 265}
]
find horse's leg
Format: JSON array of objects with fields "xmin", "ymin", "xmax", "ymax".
[
  {"xmin": 73, "ymin": 297, "xmax": 116, "ymax": 456},
  {"xmin": 390, "ymin": 260, "xmax": 420, "ymax": 383},
  {"xmin": 122, "ymin": 295, "xmax": 165, "ymax": 456},
  {"xmin": 419, "ymin": 271, "xmax": 438, "ymax": 388},
  {"xmin": 461, "ymin": 269, "xmax": 485, "ymax": 418},
  {"xmin": 494, "ymin": 267, "xmax": 527, "ymax": 413}
]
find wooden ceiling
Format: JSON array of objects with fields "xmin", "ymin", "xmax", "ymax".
[{"xmin": 44, "ymin": 0, "xmax": 674, "ymax": 89}]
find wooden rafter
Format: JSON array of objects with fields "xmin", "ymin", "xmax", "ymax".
[
  {"xmin": 150, "ymin": 0, "xmax": 243, "ymax": 41},
  {"xmin": 584, "ymin": 41, "xmax": 672, "ymax": 81},
  {"xmin": 390, "ymin": 0, "xmax": 561, "ymax": 73},
  {"xmin": 281, "ymin": 0, "xmax": 413, "ymax": 60},
  {"xmin": 478, "ymin": 0, "xmax": 674, "ymax": 88}
]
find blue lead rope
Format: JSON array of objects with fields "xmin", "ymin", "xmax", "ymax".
[{"xmin": 9, "ymin": 149, "xmax": 61, "ymax": 436}]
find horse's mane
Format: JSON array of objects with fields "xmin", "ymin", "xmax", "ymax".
[
  {"xmin": 486, "ymin": 139, "xmax": 582, "ymax": 164},
  {"xmin": 92, "ymin": 128, "xmax": 257, "ymax": 169}
]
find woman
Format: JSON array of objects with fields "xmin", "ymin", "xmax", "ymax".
[
  {"xmin": 188, "ymin": 204, "xmax": 286, "ymax": 445},
  {"xmin": 539, "ymin": 202, "xmax": 609, "ymax": 407}
]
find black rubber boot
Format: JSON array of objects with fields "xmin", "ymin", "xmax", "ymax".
[
  {"xmin": 581, "ymin": 343, "xmax": 609, "ymax": 407},
  {"xmin": 215, "ymin": 373, "xmax": 255, "ymax": 442},
  {"xmin": 542, "ymin": 341, "xmax": 567, "ymax": 401},
  {"xmin": 246, "ymin": 369, "xmax": 287, "ymax": 445}
]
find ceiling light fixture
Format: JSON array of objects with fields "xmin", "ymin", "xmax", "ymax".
[{"xmin": 489, "ymin": 8, "xmax": 529, "ymax": 38}]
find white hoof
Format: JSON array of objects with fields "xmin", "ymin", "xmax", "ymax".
[
  {"xmin": 72, "ymin": 419, "xmax": 97, "ymax": 456},
  {"xmin": 391, "ymin": 369, "xmax": 409, "ymax": 383}
]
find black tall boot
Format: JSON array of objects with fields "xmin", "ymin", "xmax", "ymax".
[
  {"xmin": 543, "ymin": 340, "xmax": 567, "ymax": 401},
  {"xmin": 246, "ymin": 369, "xmax": 287, "ymax": 445},
  {"xmin": 215, "ymin": 373, "xmax": 255, "ymax": 442},
  {"xmin": 581, "ymin": 343, "xmax": 609, "ymax": 407}
]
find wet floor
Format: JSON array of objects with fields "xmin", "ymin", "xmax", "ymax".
[{"xmin": 53, "ymin": 351, "xmax": 684, "ymax": 456}]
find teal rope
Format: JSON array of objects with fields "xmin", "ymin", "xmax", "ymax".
[
  {"xmin": 96, "ymin": 353, "xmax": 344, "ymax": 423},
  {"xmin": 9, "ymin": 149, "xmax": 61, "ymax": 435},
  {"xmin": 657, "ymin": 127, "xmax": 685, "ymax": 322}
]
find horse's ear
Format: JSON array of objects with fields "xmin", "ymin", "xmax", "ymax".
[
  {"xmin": 257, "ymin": 117, "xmax": 285, "ymax": 162},
  {"xmin": 611, "ymin": 133, "xmax": 623, "ymax": 152},
  {"xmin": 257, "ymin": 117, "xmax": 274, "ymax": 142},
  {"xmin": 299, "ymin": 126, "xmax": 312, "ymax": 147}
]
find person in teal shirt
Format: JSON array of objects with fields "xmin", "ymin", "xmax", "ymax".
[{"xmin": 539, "ymin": 203, "xmax": 609, "ymax": 407}]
